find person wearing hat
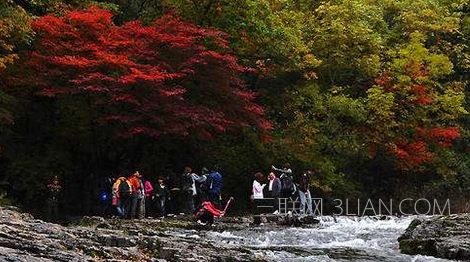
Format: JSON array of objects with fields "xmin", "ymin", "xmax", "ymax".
[{"xmin": 154, "ymin": 176, "xmax": 170, "ymax": 218}]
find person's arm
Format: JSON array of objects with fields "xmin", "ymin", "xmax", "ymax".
[
  {"xmin": 275, "ymin": 179, "xmax": 281, "ymax": 194},
  {"xmin": 165, "ymin": 187, "xmax": 170, "ymax": 199},
  {"xmin": 253, "ymin": 182, "xmax": 262, "ymax": 194},
  {"xmin": 205, "ymin": 175, "xmax": 213, "ymax": 189},
  {"xmin": 193, "ymin": 173, "xmax": 206, "ymax": 183},
  {"xmin": 285, "ymin": 168, "xmax": 293, "ymax": 176},
  {"xmin": 272, "ymin": 165, "xmax": 282, "ymax": 172}
]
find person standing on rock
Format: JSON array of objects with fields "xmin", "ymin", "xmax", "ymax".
[
  {"xmin": 265, "ymin": 172, "xmax": 281, "ymax": 214},
  {"xmin": 136, "ymin": 174, "xmax": 146, "ymax": 219},
  {"xmin": 113, "ymin": 176, "xmax": 132, "ymax": 218},
  {"xmin": 272, "ymin": 163, "xmax": 295, "ymax": 199},
  {"xmin": 196, "ymin": 167, "xmax": 209, "ymax": 204},
  {"xmin": 298, "ymin": 169, "xmax": 313, "ymax": 215},
  {"xmin": 144, "ymin": 176, "xmax": 154, "ymax": 217},
  {"xmin": 206, "ymin": 165, "xmax": 222, "ymax": 209},
  {"xmin": 128, "ymin": 171, "xmax": 142, "ymax": 219},
  {"xmin": 154, "ymin": 176, "xmax": 170, "ymax": 218},
  {"xmin": 251, "ymin": 172, "xmax": 266, "ymax": 225},
  {"xmin": 46, "ymin": 175, "xmax": 62, "ymax": 222},
  {"xmin": 167, "ymin": 172, "xmax": 180, "ymax": 216},
  {"xmin": 181, "ymin": 167, "xmax": 206, "ymax": 214}
]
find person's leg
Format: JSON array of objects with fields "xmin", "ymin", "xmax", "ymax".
[
  {"xmin": 145, "ymin": 197, "xmax": 151, "ymax": 217},
  {"xmin": 209, "ymin": 193, "xmax": 221, "ymax": 209},
  {"xmin": 142, "ymin": 197, "xmax": 146, "ymax": 218},
  {"xmin": 115, "ymin": 204, "xmax": 122, "ymax": 217},
  {"xmin": 52, "ymin": 202, "xmax": 59, "ymax": 222},
  {"xmin": 189, "ymin": 194, "xmax": 195, "ymax": 213},
  {"xmin": 166, "ymin": 195, "xmax": 173, "ymax": 215},
  {"xmin": 208, "ymin": 213, "xmax": 214, "ymax": 225},
  {"xmin": 115, "ymin": 199, "xmax": 122, "ymax": 217},
  {"xmin": 120, "ymin": 197, "xmax": 127, "ymax": 218},
  {"xmin": 182, "ymin": 192, "xmax": 190, "ymax": 214},
  {"xmin": 118, "ymin": 198, "xmax": 124, "ymax": 218},
  {"xmin": 272, "ymin": 196, "xmax": 279, "ymax": 213},
  {"xmin": 130, "ymin": 195, "xmax": 138, "ymax": 219},
  {"xmin": 161, "ymin": 199, "xmax": 166, "ymax": 216},
  {"xmin": 253, "ymin": 198, "xmax": 262, "ymax": 225},
  {"xmin": 46, "ymin": 199, "xmax": 52, "ymax": 222},
  {"xmin": 159, "ymin": 199, "xmax": 165, "ymax": 217},
  {"xmin": 155, "ymin": 198, "xmax": 161, "ymax": 216},
  {"xmin": 306, "ymin": 190, "xmax": 313, "ymax": 215},
  {"xmin": 138, "ymin": 197, "xmax": 145, "ymax": 219},
  {"xmin": 124, "ymin": 197, "xmax": 131, "ymax": 218},
  {"xmin": 298, "ymin": 190, "xmax": 306, "ymax": 214}
]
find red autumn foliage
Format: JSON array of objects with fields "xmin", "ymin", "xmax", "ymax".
[
  {"xmin": 417, "ymin": 127, "xmax": 460, "ymax": 147},
  {"xmin": 375, "ymin": 71, "xmax": 392, "ymax": 90},
  {"xmin": 409, "ymin": 85, "xmax": 433, "ymax": 104},
  {"xmin": 392, "ymin": 127, "xmax": 460, "ymax": 170},
  {"xmin": 393, "ymin": 140, "xmax": 433, "ymax": 170},
  {"xmin": 405, "ymin": 63, "xmax": 428, "ymax": 78},
  {"xmin": 413, "ymin": 96, "xmax": 433, "ymax": 104},
  {"xmin": 13, "ymin": 6, "xmax": 271, "ymax": 137}
]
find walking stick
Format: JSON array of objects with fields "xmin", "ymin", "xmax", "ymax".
[{"xmin": 223, "ymin": 197, "xmax": 234, "ymax": 213}]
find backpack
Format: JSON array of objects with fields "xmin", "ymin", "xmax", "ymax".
[
  {"xmin": 182, "ymin": 173, "xmax": 194, "ymax": 192},
  {"xmin": 119, "ymin": 179, "xmax": 132, "ymax": 197},
  {"xmin": 280, "ymin": 175, "xmax": 295, "ymax": 193}
]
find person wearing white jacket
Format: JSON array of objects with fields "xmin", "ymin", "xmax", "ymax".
[{"xmin": 252, "ymin": 172, "xmax": 266, "ymax": 225}]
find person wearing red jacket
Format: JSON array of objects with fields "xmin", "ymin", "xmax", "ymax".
[{"xmin": 128, "ymin": 172, "xmax": 142, "ymax": 219}]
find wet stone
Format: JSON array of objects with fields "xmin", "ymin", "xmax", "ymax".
[{"xmin": 398, "ymin": 215, "xmax": 470, "ymax": 260}]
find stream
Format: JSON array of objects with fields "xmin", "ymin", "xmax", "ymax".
[{"xmin": 199, "ymin": 216, "xmax": 454, "ymax": 261}]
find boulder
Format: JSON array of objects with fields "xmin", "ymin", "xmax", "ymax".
[
  {"xmin": 398, "ymin": 214, "xmax": 470, "ymax": 260},
  {"xmin": 0, "ymin": 206, "xmax": 254, "ymax": 261}
]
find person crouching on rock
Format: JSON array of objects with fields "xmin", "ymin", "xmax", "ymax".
[
  {"xmin": 154, "ymin": 176, "xmax": 170, "ymax": 218},
  {"xmin": 46, "ymin": 175, "xmax": 62, "ymax": 222}
]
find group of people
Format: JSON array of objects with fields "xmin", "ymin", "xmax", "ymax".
[
  {"xmin": 111, "ymin": 166, "xmax": 223, "ymax": 220},
  {"xmin": 251, "ymin": 163, "xmax": 314, "ymax": 224},
  {"xmin": 44, "ymin": 162, "xmax": 312, "ymax": 225}
]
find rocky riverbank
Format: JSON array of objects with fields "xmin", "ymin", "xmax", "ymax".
[
  {"xmin": 398, "ymin": 214, "xmax": 470, "ymax": 260},
  {"xmin": 3, "ymin": 204, "xmax": 462, "ymax": 262},
  {"xmin": 0, "ymin": 205, "xmax": 259, "ymax": 261}
]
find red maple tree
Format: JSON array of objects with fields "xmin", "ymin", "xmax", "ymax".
[
  {"xmin": 14, "ymin": 6, "xmax": 270, "ymax": 137},
  {"xmin": 373, "ymin": 63, "xmax": 461, "ymax": 170}
]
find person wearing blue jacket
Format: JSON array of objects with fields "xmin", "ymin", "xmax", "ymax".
[{"xmin": 206, "ymin": 165, "xmax": 222, "ymax": 208}]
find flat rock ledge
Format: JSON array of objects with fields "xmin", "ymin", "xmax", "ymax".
[
  {"xmin": 0, "ymin": 206, "xmax": 257, "ymax": 262},
  {"xmin": 398, "ymin": 214, "xmax": 470, "ymax": 260}
]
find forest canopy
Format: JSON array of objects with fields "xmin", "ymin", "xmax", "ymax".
[{"xmin": 1, "ymin": 0, "xmax": 470, "ymax": 215}]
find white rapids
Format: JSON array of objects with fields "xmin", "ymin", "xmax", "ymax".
[{"xmin": 205, "ymin": 216, "xmax": 455, "ymax": 262}]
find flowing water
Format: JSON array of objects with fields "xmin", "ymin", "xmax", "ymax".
[{"xmin": 202, "ymin": 216, "xmax": 454, "ymax": 262}]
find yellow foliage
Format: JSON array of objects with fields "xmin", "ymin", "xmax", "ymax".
[{"xmin": 0, "ymin": 2, "xmax": 32, "ymax": 70}]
